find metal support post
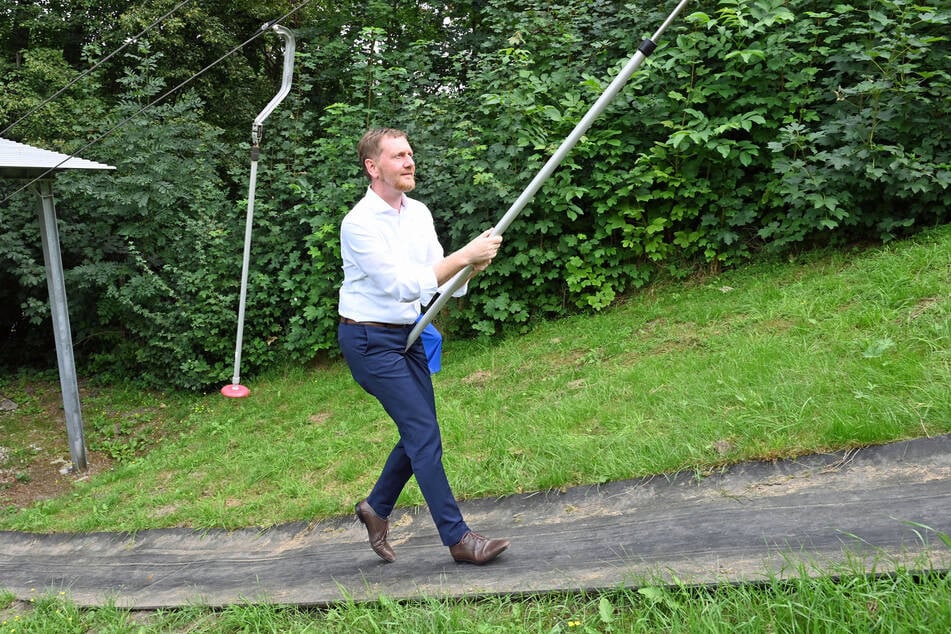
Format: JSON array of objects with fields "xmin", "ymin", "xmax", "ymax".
[{"xmin": 35, "ymin": 179, "xmax": 87, "ymax": 471}]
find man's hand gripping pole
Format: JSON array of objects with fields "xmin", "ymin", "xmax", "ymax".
[{"xmin": 405, "ymin": 0, "xmax": 691, "ymax": 352}]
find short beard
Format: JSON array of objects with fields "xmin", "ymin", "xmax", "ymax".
[{"xmin": 397, "ymin": 175, "xmax": 416, "ymax": 192}]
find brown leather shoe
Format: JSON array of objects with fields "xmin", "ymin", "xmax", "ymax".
[
  {"xmin": 355, "ymin": 499, "xmax": 395, "ymax": 563},
  {"xmin": 449, "ymin": 531, "xmax": 510, "ymax": 565}
]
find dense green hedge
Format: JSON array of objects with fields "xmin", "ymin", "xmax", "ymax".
[{"xmin": 1, "ymin": 0, "xmax": 948, "ymax": 389}]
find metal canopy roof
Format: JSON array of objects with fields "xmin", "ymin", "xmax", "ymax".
[{"xmin": 0, "ymin": 137, "xmax": 114, "ymax": 178}]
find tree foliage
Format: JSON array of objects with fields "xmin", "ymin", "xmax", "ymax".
[{"xmin": 1, "ymin": 0, "xmax": 948, "ymax": 389}]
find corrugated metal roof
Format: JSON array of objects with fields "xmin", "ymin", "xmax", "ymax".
[{"xmin": 0, "ymin": 137, "xmax": 115, "ymax": 178}]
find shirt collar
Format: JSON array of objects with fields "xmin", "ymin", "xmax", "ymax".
[{"xmin": 365, "ymin": 186, "xmax": 407, "ymax": 213}]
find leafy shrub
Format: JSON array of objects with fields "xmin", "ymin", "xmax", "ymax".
[
  {"xmin": 1, "ymin": 0, "xmax": 947, "ymax": 389},
  {"xmin": 763, "ymin": 1, "xmax": 951, "ymax": 246}
]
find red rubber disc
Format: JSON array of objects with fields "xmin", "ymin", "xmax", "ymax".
[{"xmin": 221, "ymin": 384, "xmax": 250, "ymax": 398}]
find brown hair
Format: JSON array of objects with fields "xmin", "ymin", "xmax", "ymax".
[{"xmin": 357, "ymin": 128, "xmax": 409, "ymax": 179}]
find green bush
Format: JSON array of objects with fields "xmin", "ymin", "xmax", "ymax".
[
  {"xmin": 763, "ymin": 1, "xmax": 951, "ymax": 245},
  {"xmin": 1, "ymin": 0, "xmax": 948, "ymax": 389}
]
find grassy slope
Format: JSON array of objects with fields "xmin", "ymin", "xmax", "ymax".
[{"xmin": 1, "ymin": 225, "xmax": 948, "ymax": 533}]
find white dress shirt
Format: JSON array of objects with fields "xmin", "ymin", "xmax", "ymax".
[{"xmin": 339, "ymin": 187, "xmax": 467, "ymax": 324}]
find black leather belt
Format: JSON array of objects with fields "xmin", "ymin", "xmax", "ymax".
[{"xmin": 339, "ymin": 317, "xmax": 411, "ymax": 329}]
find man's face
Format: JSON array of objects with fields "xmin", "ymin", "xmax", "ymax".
[{"xmin": 367, "ymin": 134, "xmax": 415, "ymax": 193}]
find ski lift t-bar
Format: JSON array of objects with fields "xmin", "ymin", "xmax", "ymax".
[
  {"xmin": 404, "ymin": 0, "xmax": 690, "ymax": 352},
  {"xmin": 222, "ymin": 24, "xmax": 295, "ymax": 399},
  {"xmin": 252, "ymin": 24, "xmax": 296, "ymax": 147}
]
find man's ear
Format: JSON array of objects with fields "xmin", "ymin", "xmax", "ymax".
[{"xmin": 364, "ymin": 158, "xmax": 378, "ymax": 179}]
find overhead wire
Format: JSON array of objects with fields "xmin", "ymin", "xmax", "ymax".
[
  {"xmin": 1, "ymin": 0, "xmax": 315, "ymax": 206},
  {"xmin": 0, "ymin": 0, "xmax": 195, "ymax": 138}
]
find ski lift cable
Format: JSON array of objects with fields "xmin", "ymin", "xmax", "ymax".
[
  {"xmin": 0, "ymin": 0, "xmax": 195, "ymax": 138},
  {"xmin": 0, "ymin": 0, "xmax": 315, "ymax": 206}
]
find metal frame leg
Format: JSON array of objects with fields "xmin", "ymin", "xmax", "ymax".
[{"xmin": 36, "ymin": 179, "xmax": 87, "ymax": 471}]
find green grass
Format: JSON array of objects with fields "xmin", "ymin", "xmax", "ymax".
[
  {"xmin": 1, "ymin": 225, "xmax": 949, "ymax": 629},
  {"xmin": 2, "ymin": 565, "xmax": 950, "ymax": 632},
  {"xmin": 4, "ymin": 227, "xmax": 948, "ymax": 533}
]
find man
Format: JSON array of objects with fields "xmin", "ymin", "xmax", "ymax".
[{"xmin": 338, "ymin": 127, "xmax": 510, "ymax": 565}]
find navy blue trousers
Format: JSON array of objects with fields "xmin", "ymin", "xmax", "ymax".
[{"xmin": 338, "ymin": 322, "xmax": 469, "ymax": 546}]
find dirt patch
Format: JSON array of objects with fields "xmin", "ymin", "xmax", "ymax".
[
  {"xmin": 903, "ymin": 296, "xmax": 940, "ymax": 322},
  {"xmin": 308, "ymin": 412, "xmax": 332, "ymax": 425},
  {"xmin": 461, "ymin": 370, "xmax": 493, "ymax": 387},
  {"xmin": 0, "ymin": 382, "xmax": 115, "ymax": 510},
  {"xmin": 720, "ymin": 464, "xmax": 951, "ymax": 500},
  {"xmin": 0, "ymin": 379, "xmax": 179, "ymax": 514},
  {"xmin": 0, "ymin": 448, "xmax": 114, "ymax": 509}
]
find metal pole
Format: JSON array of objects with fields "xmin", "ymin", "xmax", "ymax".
[
  {"xmin": 35, "ymin": 179, "xmax": 87, "ymax": 471},
  {"xmin": 405, "ymin": 0, "xmax": 691, "ymax": 351},
  {"xmin": 222, "ymin": 24, "xmax": 296, "ymax": 398},
  {"xmin": 227, "ymin": 150, "xmax": 259, "ymax": 390}
]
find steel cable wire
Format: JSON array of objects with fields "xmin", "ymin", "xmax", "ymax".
[
  {"xmin": 0, "ymin": 0, "xmax": 194, "ymax": 138},
  {"xmin": 0, "ymin": 0, "xmax": 315, "ymax": 205}
]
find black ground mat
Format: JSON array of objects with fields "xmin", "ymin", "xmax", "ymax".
[{"xmin": 1, "ymin": 435, "xmax": 948, "ymax": 609}]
